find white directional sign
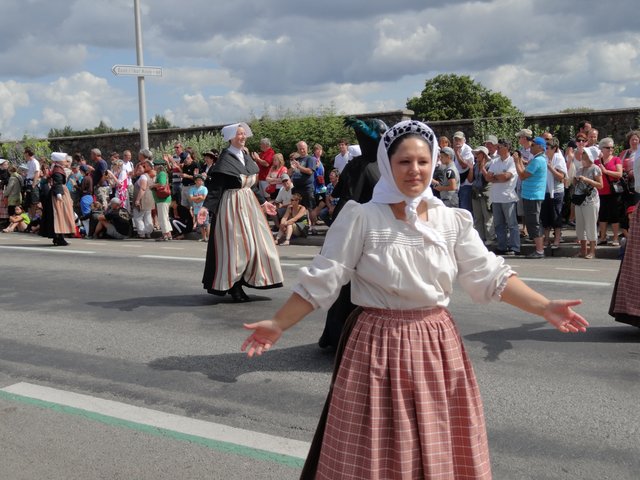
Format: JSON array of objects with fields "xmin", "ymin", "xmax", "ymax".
[{"xmin": 111, "ymin": 65, "xmax": 163, "ymax": 77}]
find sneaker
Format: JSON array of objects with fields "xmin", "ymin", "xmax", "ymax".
[
  {"xmin": 597, "ymin": 238, "xmax": 608, "ymax": 246},
  {"xmin": 526, "ymin": 251, "xmax": 545, "ymax": 259},
  {"xmin": 504, "ymin": 250, "xmax": 516, "ymax": 256},
  {"xmin": 551, "ymin": 244, "xmax": 560, "ymax": 250}
]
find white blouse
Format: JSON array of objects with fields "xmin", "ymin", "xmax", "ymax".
[{"xmin": 293, "ymin": 201, "xmax": 514, "ymax": 310}]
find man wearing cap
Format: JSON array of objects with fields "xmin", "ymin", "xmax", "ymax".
[
  {"xmin": 517, "ymin": 129, "xmax": 534, "ymax": 163},
  {"xmin": 469, "ymin": 145, "xmax": 496, "ymax": 245},
  {"xmin": 93, "ymin": 197, "xmax": 132, "ymax": 240},
  {"xmin": 484, "ymin": 135, "xmax": 499, "ymax": 160},
  {"xmin": 515, "ymin": 137, "xmax": 548, "ymax": 258},
  {"xmin": 91, "ymin": 148, "xmax": 110, "ymax": 208},
  {"xmin": 432, "ymin": 147, "xmax": 459, "ymax": 207},
  {"xmin": 486, "ymin": 139, "xmax": 520, "ymax": 255},
  {"xmin": 452, "ymin": 131, "xmax": 474, "ymax": 213},
  {"xmin": 273, "ymin": 173, "xmax": 293, "ymax": 228}
]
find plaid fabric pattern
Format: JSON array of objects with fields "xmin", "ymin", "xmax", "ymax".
[
  {"xmin": 315, "ymin": 307, "xmax": 491, "ymax": 479},
  {"xmin": 611, "ymin": 201, "xmax": 640, "ymax": 324}
]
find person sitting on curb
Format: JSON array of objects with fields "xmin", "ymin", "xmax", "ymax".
[
  {"xmin": 2, "ymin": 206, "xmax": 30, "ymax": 233},
  {"xmin": 276, "ymin": 192, "xmax": 308, "ymax": 246},
  {"xmin": 92, "ymin": 198, "xmax": 132, "ymax": 240}
]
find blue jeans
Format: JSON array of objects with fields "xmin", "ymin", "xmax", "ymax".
[
  {"xmin": 493, "ymin": 201, "xmax": 520, "ymax": 252},
  {"xmin": 459, "ymin": 185, "xmax": 473, "ymax": 214}
]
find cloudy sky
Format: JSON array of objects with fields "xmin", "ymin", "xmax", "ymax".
[{"xmin": 1, "ymin": 0, "xmax": 639, "ymax": 140}]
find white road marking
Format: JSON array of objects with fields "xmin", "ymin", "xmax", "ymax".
[
  {"xmin": 519, "ymin": 276, "xmax": 611, "ymax": 287},
  {"xmin": 0, "ymin": 246, "xmax": 95, "ymax": 254},
  {"xmin": 138, "ymin": 255, "xmax": 300, "ymax": 268},
  {"xmin": 0, "ymin": 382, "xmax": 309, "ymax": 460},
  {"xmin": 139, "ymin": 255, "xmax": 204, "ymax": 262},
  {"xmin": 555, "ymin": 267, "xmax": 600, "ymax": 272}
]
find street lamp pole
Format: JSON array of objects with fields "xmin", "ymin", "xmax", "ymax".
[{"xmin": 134, "ymin": 0, "xmax": 148, "ymax": 149}]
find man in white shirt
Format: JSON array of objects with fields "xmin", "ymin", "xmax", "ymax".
[
  {"xmin": 23, "ymin": 147, "xmax": 41, "ymax": 217},
  {"xmin": 486, "ymin": 139, "xmax": 520, "ymax": 255},
  {"xmin": 333, "ymin": 139, "xmax": 352, "ymax": 173},
  {"xmin": 541, "ymin": 135, "xmax": 567, "ymax": 249},
  {"xmin": 452, "ymin": 131, "xmax": 474, "ymax": 213}
]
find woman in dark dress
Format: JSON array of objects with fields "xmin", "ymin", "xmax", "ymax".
[
  {"xmin": 39, "ymin": 152, "xmax": 75, "ymax": 246},
  {"xmin": 202, "ymin": 122, "xmax": 283, "ymax": 302}
]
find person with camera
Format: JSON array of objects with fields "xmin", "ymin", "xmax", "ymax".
[
  {"xmin": 289, "ymin": 141, "xmax": 316, "ymax": 210},
  {"xmin": 573, "ymin": 146, "xmax": 603, "ymax": 259}
]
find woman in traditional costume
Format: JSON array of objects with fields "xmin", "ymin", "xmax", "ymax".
[
  {"xmin": 202, "ymin": 122, "xmax": 283, "ymax": 302},
  {"xmin": 609, "ymin": 203, "xmax": 640, "ymax": 327},
  {"xmin": 242, "ymin": 120, "xmax": 588, "ymax": 479},
  {"xmin": 39, "ymin": 152, "xmax": 75, "ymax": 246}
]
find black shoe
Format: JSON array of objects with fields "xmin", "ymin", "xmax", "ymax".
[
  {"xmin": 58, "ymin": 239, "xmax": 69, "ymax": 246},
  {"xmin": 229, "ymin": 284, "xmax": 251, "ymax": 303}
]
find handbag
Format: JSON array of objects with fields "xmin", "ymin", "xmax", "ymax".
[
  {"xmin": 571, "ymin": 185, "xmax": 593, "ymax": 205},
  {"xmin": 155, "ymin": 183, "xmax": 171, "ymax": 199}
]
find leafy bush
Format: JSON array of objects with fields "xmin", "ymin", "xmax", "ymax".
[
  {"xmin": 157, "ymin": 132, "xmax": 227, "ymax": 160},
  {"xmin": 248, "ymin": 105, "xmax": 356, "ymax": 167},
  {"xmin": 1, "ymin": 136, "xmax": 51, "ymax": 165}
]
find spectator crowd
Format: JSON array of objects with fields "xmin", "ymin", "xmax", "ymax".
[{"xmin": 0, "ymin": 120, "xmax": 638, "ymax": 258}]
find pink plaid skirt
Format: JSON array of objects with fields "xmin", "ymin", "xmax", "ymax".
[{"xmin": 313, "ymin": 307, "xmax": 491, "ymax": 480}]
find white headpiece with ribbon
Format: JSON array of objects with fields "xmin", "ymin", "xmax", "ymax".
[
  {"xmin": 371, "ymin": 120, "xmax": 446, "ymax": 248},
  {"xmin": 51, "ymin": 152, "xmax": 67, "ymax": 163},
  {"xmin": 221, "ymin": 122, "xmax": 253, "ymax": 142}
]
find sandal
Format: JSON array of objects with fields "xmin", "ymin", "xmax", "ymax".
[
  {"xmin": 584, "ymin": 254, "xmax": 594, "ymax": 259},
  {"xmin": 280, "ymin": 240, "xmax": 290, "ymax": 246}
]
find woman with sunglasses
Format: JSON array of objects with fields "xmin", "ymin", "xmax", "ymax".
[{"xmin": 595, "ymin": 138, "xmax": 623, "ymax": 246}]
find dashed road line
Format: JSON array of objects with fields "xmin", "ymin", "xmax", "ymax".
[{"xmin": 519, "ymin": 276, "xmax": 611, "ymax": 287}]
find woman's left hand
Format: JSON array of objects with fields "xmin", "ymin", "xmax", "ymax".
[
  {"xmin": 542, "ymin": 300, "xmax": 589, "ymax": 333},
  {"xmin": 241, "ymin": 320, "xmax": 283, "ymax": 357}
]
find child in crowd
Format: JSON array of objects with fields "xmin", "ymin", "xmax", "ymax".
[
  {"xmin": 188, "ymin": 175, "xmax": 209, "ymax": 242},
  {"xmin": 2, "ymin": 206, "xmax": 30, "ymax": 232},
  {"xmin": 26, "ymin": 206, "xmax": 42, "ymax": 233},
  {"xmin": 433, "ymin": 146, "xmax": 460, "ymax": 207}
]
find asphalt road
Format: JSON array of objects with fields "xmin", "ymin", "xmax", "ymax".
[{"xmin": 0, "ymin": 234, "xmax": 638, "ymax": 479}]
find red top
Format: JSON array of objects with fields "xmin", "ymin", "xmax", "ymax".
[
  {"xmin": 596, "ymin": 156, "xmax": 621, "ymax": 195},
  {"xmin": 257, "ymin": 148, "xmax": 275, "ymax": 180}
]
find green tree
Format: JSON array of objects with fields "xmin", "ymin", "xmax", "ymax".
[
  {"xmin": 407, "ymin": 74, "xmax": 521, "ymax": 121},
  {"xmin": 148, "ymin": 114, "xmax": 175, "ymax": 130}
]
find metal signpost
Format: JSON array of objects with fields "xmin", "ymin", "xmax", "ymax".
[{"xmin": 111, "ymin": 0, "xmax": 163, "ymax": 150}]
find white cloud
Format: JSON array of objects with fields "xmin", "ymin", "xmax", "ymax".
[
  {"xmin": 29, "ymin": 72, "xmax": 131, "ymax": 134},
  {"xmin": 2, "ymin": 0, "xmax": 640, "ymax": 138},
  {"xmin": 0, "ymin": 81, "xmax": 30, "ymax": 137}
]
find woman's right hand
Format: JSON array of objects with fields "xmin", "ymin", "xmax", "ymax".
[{"xmin": 242, "ymin": 320, "xmax": 283, "ymax": 357}]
